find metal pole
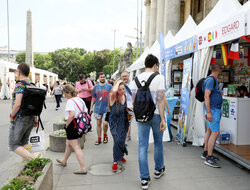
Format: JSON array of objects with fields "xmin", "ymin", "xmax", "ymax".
[
  {"xmin": 113, "ymin": 29, "xmax": 116, "ymax": 74},
  {"xmin": 136, "ymin": 0, "xmax": 139, "ymax": 59},
  {"xmin": 7, "ymin": 0, "xmax": 10, "ymax": 61},
  {"xmin": 140, "ymin": 0, "xmax": 143, "ymax": 55}
]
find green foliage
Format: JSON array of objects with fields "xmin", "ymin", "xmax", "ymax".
[
  {"xmin": 1, "ymin": 158, "xmax": 50, "ymax": 190},
  {"xmin": 23, "ymin": 168, "xmax": 33, "ymax": 176},
  {"xmin": 15, "ymin": 45, "xmax": 143, "ymax": 82},
  {"xmin": 33, "ymin": 171, "xmax": 43, "ymax": 180}
]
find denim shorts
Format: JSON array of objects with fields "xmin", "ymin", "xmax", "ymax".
[
  {"xmin": 94, "ymin": 112, "xmax": 107, "ymax": 120},
  {"xmin": 8, "ymin": 116, "xmax": 36, "ymax": 151},
  {"xmin": 206, "ymin": 109, "xmax": 222, "ymax": 132}
]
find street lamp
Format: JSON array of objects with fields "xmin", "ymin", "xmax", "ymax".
[
  {"xmin": 7, "ymin": 0, "xmax": 10, "ymax": 61},
  {"xmin": 112, "ymin": 28, "xmax": 117, "ymax": 74}
]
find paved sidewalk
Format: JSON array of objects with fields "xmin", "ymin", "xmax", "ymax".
[{"xmin": 47, "ymin": 118, "xmax": 250, "ymax": 190}]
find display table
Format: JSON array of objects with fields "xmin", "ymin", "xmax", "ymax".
[
  {"xmin": 221, "ymin": 96, "xmax": 250, "ymax": 145},
  {"xmin": 166, "ymin": 97, "xmax": 179, "ymax": 141}
]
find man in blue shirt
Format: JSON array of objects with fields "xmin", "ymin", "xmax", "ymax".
[
  {"xmin": 90, "ymin": 72, "xmax": 112, "ymax": 145},
  {"xmin": 201, "ymin": 63, "xmax": 223, "ymax": 168}
]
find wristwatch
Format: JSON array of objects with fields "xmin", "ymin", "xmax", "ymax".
[{"xmin": 9, "ymin": 114, "xmax": 15, "ymax": 119}]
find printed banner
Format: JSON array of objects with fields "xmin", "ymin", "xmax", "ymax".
[
  {"xmin": 222, "ymin": 99, "xmax": 229, "ymax": 118},
  {"xmin": 160, "ymin": 32, "xmax": 167, "ymax": 90},
  {"xmin": 165, "ymin": 36, "xmax": 197, "ymax": 60},
  {"xmin": 176, "ymin": 57, "xmax": 193, "ymax": 145},
  {"xmin": 229, "ymin": 99, "xmax": 237, "ymax": 120},
  {"xmin": 198, "ymin": 14, "xmax": 245, "ymax": 49}
]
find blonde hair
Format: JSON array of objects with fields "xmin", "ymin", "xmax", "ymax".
[{"xmin": 63, "ymin": 84, "xmax": 78, "ymax": 97}]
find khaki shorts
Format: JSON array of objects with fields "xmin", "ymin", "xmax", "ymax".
[{"xmin": 8, "ymin": 116, "xmax": 36, "ymax": 151}]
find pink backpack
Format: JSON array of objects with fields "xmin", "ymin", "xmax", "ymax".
[{"xmin": 72, "ymin": 99, "xmax": 92, "ymax": 135}]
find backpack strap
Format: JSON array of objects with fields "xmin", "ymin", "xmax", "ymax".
[
  {"xmin": 36, "ymin": 115, "xmax": 44, "ymax": 133},
  {"xmin": 208, "ymin": 75, "xmax": 217, "ymax": 88},
  {"xmin": 145, "ymin": 73, "xmax": 159, "ymax": 87},
  {"xmin": 71, "ymin": 98, "xmax": 84, "ymax": 113},
  {"xmin": 135, "ymin": 77, "xmax": 142, "ymax": 88}
]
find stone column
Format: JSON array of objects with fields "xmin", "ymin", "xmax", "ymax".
[
  {"xmin": 144, "ymin": 0, "xmax": 151, "ymax": 48},
  {"xmin": 25, "ymin": 9, "xmax": 34, "ymax": 67},
  {"xmin": 148, "ymin": 0, "xmax": 157, "ymax": 47},
  {"xmin": 164, "ymin": 0, "xmax": 180, "ymax": 36},
  {"xmin": 156, "ymin": 0, "xmax": 165, "ymax": 42}
]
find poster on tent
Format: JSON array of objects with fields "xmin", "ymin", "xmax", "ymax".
[
  {"xmin": 159, "ymin": 32, "xmax": 167, "ymax": 90},
  {"xmin": 176, "ymin": 57, "xmax": 192, "ymax": 145},
  {"xmin": 197, "ymin": 14, "xmax": 245, "ymax": 49},
  {"xmin": 165, "ymin": 36, "xmax": 197, "ymax": 60}
]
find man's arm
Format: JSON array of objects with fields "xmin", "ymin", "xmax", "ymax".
[
  {"xmin": 10, "ymin": 94, "xmax": 23, "ymax": 120},
  {"xmin": 157, "ymin": 89, "xmax": 167, "ymax": 131},
  {"xmin": 204, "ymin": 89, "xmax": 212, "ymax": 122}
]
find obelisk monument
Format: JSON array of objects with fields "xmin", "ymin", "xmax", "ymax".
[{"xmin": 25, "ymin": 9, "xmax": 34, "ymax": 67}]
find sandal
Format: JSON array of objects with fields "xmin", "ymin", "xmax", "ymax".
[
  {"xmin": 103, "ymin": 137, "xmax": 108, "ymax": 144},
  {"xmin": 73, "ymin": 169, "xmax": 87, "ymax": 175},
  {"xmin": 56, "ymin": 159, "xmax": 67, "ymax": 167}
]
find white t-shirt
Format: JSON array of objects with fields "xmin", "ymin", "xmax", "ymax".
[
  {"xmin": 131, "ymin": 72, "xmax": 165, "ymax": 114},
  {"xmin": 65, "ymin": 97, "xmax": 88, "ymax": 120}
]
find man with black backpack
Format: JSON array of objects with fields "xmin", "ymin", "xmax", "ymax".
[
  {"xmin": 201, "ymin": 63, "xmax": 223, "ymax": 168},
  {"xmin": 9, "ymin": 63, "xmax": 46, "ymax": 160},
  {"xmin": 131, "ymin": 54, "xmax": 167, "ymax": 190}
]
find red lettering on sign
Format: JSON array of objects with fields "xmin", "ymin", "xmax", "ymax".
[{"xmin": 222, "ymin": 20, "xmax": 240, "ymax": 35}]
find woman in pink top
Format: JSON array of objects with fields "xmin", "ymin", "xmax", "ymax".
[{"xmin": 76, "ymin": 74, "xmax": 93, "ymax": 114}]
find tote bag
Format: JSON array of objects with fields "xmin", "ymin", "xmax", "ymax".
[{"xmin": 28, "ymin": 128, "xmax": 45, "ymax": 152}]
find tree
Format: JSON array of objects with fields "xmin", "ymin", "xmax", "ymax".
[{"xmin": 15, "ymin": 52, "xmax": 26, "ymax": 64}]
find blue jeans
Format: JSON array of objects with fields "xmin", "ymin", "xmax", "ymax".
[{"xmin": 137, "ymin": 114, "xmax": 164, "ymax": 179}]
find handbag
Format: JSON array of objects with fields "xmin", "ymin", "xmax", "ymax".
[{"xmin": 28, "ymin": 127, "xmax": 45, "ymax": 152}]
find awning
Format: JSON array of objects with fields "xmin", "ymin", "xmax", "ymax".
[{"xmin": 196, "ymin": 0, "xmax": 244, "ymax": 49}]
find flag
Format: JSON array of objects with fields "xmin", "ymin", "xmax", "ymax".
[
  {"xmin": 228, "ymin": 40, "xmax": 239, "ymax": 60},
  {"xmin": 210, "ymin": 46, "xmax": 216, "ymax": 65},
  {"xmin": 221, "ymin": 44, "xmax": 228, "ymax": 66}
]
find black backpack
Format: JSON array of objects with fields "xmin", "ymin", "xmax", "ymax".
[
  {"xmin": 17, "ymin": 81, "xmax": 47, "ymax": 130},
  {"xmin": 134, "ymin": 73, "xmax": 158, "ymax": 122},
  {"xmin": 195, "ymin": 76, "xmax": 216, "ymax": 102}
]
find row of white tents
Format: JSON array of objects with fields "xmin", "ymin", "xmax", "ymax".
[
  {"xmin": 121, "ymin": 0, "xmax": 250, "ymax": 146},
  {"xmin": 0, "ymin": 60, "xmax": 58, "ymax": 100}
]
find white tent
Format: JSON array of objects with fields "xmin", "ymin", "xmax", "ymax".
[
  {"xmin": 126, "ymin": 47, "xmax": 150, "ymax": 72},
  {"xmin": 187, "ymin": 0, "xmax": 243, "ymax": 145},
  {"xmin": 242, "ymin": 1, "xmax": 250, "ymax": 35},
  {"xmin": 166, "ymin": 15, "xmax": 197, "ymax": 49},
  {"xmin": 0, "ymin": 60, "xmax": 58, "ymax": 100},
  {"xmin": 196, "ymin": 0, "xmax": 244, "ymax": 49}
]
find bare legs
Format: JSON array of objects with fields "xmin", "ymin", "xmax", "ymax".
[
  {"xmin": 204, "ymin": 128, "xmax": 220, "ymax": 156},
  {"xmin": 58, "ymin": 139, "xmax": 86, "ymax": 171},
  {"xmin": 14, "ymin": 146, "xmax": 35, "ymax": 161},
  {"xmin": 96, "ymin": 119, "xmax": 108, "ymax": 139}
]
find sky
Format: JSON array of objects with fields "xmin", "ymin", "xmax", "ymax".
[{"xmin": 0, "ymin": 0, "xmax": 145, "ymax": 52}]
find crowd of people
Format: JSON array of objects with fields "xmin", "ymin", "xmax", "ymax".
[{"xmin": 8, "ymin": 54, "xmax": 225, "ymax": 189}]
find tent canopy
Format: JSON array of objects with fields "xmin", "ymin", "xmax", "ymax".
[
  {"xmin": 195, "ymin": 0, "xmax": 242, "ymax": 34},
  {"xmin": 166, "ymin": 15, "xmax": 197, "ymax": 48}
]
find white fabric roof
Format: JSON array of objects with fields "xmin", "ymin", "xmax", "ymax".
[
  {"xmin": 127, "ymin": 31, "xmax": 174, "ymax": 72},
  {"xmin": 195, "ymin": 0, "xmax": 242, "ymax": 34},
  {"xmin": 126, "ymin": 47, "xmax": 150, "ymax": 72},
  {"xmin": 243, "ymin": 1, "xmax": 250, "ymax": 35},
  {"xmin": 167, "ymin": 15, "xmax": 197, "ymax": 48}
]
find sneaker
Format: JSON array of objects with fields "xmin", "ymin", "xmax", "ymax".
[
  {"xmin": 204, "ymin": 156, "xmax": 221, "ymax": 168},
  {"xmin": 103, "ymin": 137, "xmax": 108, "ymax": 144},
  {"xmin": 112, "ymin": 163, "xmax": 118, "ymax": 172},
  {"xmin": 55, "ymin": 108, "xmax": 58, "ymax": 111},
  {"xmin": 201, "ymin": 153, "xmax": 220, "ymax": 161},
  {"xmin": 201, "ymin": 151, "xmax": 207, "ymax": 159},
  {"xmin": 141, "ymin": 177, "xmax": 151, "ymax": 190},
  {"xmin": 95, "ymin": 140, "xmax": 102, "ymax": 145},
  {"xmin": 154, "ymin": 166, "xmax": 165, "ymax": 179},
  {"xmin": 121, "ymin": 157, "xmax": 126, "ymax": 163}
]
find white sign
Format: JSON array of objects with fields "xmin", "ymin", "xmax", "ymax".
[
  {"xmin": 229, "ymin": 100, "xmax": 237, "ymax": 120},
  {"xmin": 8, "ymin": 72, "xmax": 15, "ymax": 94},
  {"xmin": 198, "ymin": 14, "xmax": 245, "ymax": 49}
]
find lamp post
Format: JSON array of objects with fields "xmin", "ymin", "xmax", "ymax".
[
  {"xmin": 113, "ymin": 28, "xmax": 116, "ymax": 74},
  {"xmin": 7, "ymin": 0, "xmax": 10, "ymax": 61}
]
